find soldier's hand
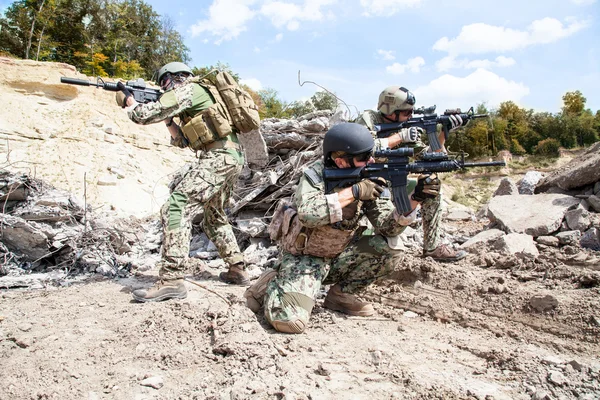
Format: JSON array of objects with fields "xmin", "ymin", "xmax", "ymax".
[
  {"xmin": 115, "ymin": 81, "xmax": 132, "ymax": 108},
  {"xmin": 411, "ymin": 174, "xmax": 441, "ymax": 202},
  {"xmin": 398, "ymin": 127, "xmax": 423, "ymax": 143},
  {"xmin": 448, "ymin": 114, "xmax": 467, "ymax": 131},
  {"xmin": 352, "ymin": 179, "xmax": 385, "ymax": 201},
  {"xmin": 115, "ymin": 91, "xmax": 127, "ymax": 108}
]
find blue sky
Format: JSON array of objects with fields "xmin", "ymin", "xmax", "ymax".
[{"xmin": 3, "ymin": 0, "xmax": 599, "ymax": 117}]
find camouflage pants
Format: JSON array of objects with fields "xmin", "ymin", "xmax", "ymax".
[
  {"xmin": 159, "ymin": 148, "xmax": 244, "ymax": 280},
  {"xmin": 264, "ymin": 234, "xmax": 398, "ymax": 327},
  {"xmin": 406, "ymin": 177, "xmax": 443, "ymax": 253}
]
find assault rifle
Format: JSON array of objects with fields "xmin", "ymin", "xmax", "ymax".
[
  {"xmin": 323, "ymin": 148, "xmax": 505, "ymax": 214},
  {"xmin": 60, "ymin": 77, "xmax": 161, "ymax": 103},
  {"xmin": 373, "ymin": 105, "xmax": 488, "ymax": 152}
]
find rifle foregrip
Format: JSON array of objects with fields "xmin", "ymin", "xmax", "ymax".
[
  {"xmin": 392, "ymin": 185, "xmax": 412, "ymax": 214},
  {"xmin": 428, "ymin": 131, "xmax": 442, "ymax": 152}
]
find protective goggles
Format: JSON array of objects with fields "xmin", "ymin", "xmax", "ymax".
[
  {"xmin": 352, "ymin": 150, "xmax": 373, "ymax": 162},
  {"xmin": 400, "ymin": 87, "xmax": 416, "ymax": 106}
]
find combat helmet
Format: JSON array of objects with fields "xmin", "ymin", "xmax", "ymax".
[
  {"xmin": 323, "ymin": 123, "xmax": 374, "ymax": 166},
  {"xmin": 377, "ymin": 86, "xmax": 416, "ymax": 115},
  {"xmin": 154, "ymin": 62, "xmax": 194, "ymax": 87}
]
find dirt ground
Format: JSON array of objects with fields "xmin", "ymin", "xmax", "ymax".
[{"xmin": 1, "ymin": 218, "xmax": 599, "ymax": 400}]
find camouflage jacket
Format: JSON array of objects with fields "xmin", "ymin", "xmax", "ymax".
[
  {"xmin": 294, "ymin": 160, "xmax": 410, "ymax": 237},
  {"xmin": 355, "ymin": 109, "xmax": 426, "ymax": 152},
  {"xmin": 126, "ymin": 80, "xmax": 216, "ymax": 148}
]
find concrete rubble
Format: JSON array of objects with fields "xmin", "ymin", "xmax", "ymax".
[{"xmin": 2, "ymin": 111, "xmax": 600, "ymax": 294}]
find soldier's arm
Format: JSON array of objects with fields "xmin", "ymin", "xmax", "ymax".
[
  {"xmin": 126, "ymin": 84, "xmax": 212, "ymax": 125},
  {"xmin": 364, "ymin": 196, "xmax": 419, "ymax": 236}
]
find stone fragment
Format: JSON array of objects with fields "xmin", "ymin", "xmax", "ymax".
[
  {"xmin": 529, "ymin": 294, "xmax": 559, "ymax": 312},
  {"xmin": 536, "ymin": 236, "xmax": 559, "ymax": 247},
  {"xmin": 140, "ymin": 376, "xmax": 164, "ymax": 389},
  {"xmin": 493, "ymin": 178, "xmax": 518, "ymax": 196},
  {"xmin": 494, "ymin": 233, "xmax": 539, "ymax": 257}
]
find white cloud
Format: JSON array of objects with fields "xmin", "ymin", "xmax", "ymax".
[
  {"xmin": 433, "ymin": 17, "xmax": 590, "ymax": 55},
  {"xmin": 436, "ymin": 55, "xmax": 516, "ymax": 72},
  {"xmin": 190, "ymin": 0, "xmax": 256, "ymax": 45},
  {"xmin": 253, "ymin": 47, "xmax": 261, "ymax": 53},
  {"xmin": 275, "ymin": 33, "xmax": 284, "ymax": 42},
  {"xmin": 413, "ymin": 69, "xmax": 530, "ymax": 109},
  {"xmin": 377, "ymin": 49, "xmax": 396, "ymax": 61},
  {"xmin": 240, "ymin": 78, "xmax": 263, "ymax": 91},
  {"xmin": 260, "ymin": 0, "xmax": 337, "ymax": 31},
  {"xmin": 360, "ymin": 0, "xmax": 423, "ymax": 17},
  {"xmin": 386, "ymin": 57, "xmax": 425, "ymax": 74},
  {"xmin": 570, "ymin": 0, "xmax": 596, "ymax": 4}
]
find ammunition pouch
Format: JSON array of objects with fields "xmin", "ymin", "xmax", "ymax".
[
  {"xmin": 180, "ymin": 101, "xmax": 233, "ymax": 151},
  {"xmin": 269, "ymin": 200, "xmax": 356, "ymax": 259}
]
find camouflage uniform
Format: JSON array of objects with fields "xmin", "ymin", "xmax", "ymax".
[
  {"xmin": 127, "ymin": 81, "xmax": 245, "ymax": 279},
  {"xmin": 263, "ymin": 160, "xmax": 417, "ymax": 327},
  {"xmin": 355, "ymin": 110, "xmax": 443, "ymax": 253}
]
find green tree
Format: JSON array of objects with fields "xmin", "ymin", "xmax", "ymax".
[
  {"xmin": 311, "ymin": 91, "xmax": 337, "ymax": 111},
  {"xmin": 286, "ymin": 100, "xmax": 315, "ymax": 118},
  {"xmin": 562, "ymin": 90, "xmax": 586, "ymax": 116},
  {"xmin": 192, "ymin": 62, "xmax": 240, "ymax": 85},
  {"xmin": 534, "ymin": 138, "xmax": 561, "ymax": 157},
  {"xmin": 258, "ymin": 88, "xmax": 288, "ymax": 119}
]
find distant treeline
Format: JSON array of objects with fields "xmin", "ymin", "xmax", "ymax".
[
  {"xmin": 0, "ymin": 0, "xmax": 189, "ymax": 79},
  {"xmin": 1, "ymin": 1, "xmax": 598, "ymax": 156},
  {"xmin": 445, "ymin": 93, "xmax": 600, "ymax": 157}
]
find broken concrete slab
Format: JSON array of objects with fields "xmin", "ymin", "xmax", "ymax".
[
  {"xmin": 460, "ymin": 229, "xmax": 505, "ymax": 250},
  {"xmin": 0, "ymin": 213, "xmax": 49, "ymax": 261},
  {"xmin": 488, "ymin": 194, "xmax": 579, "ymax": 236},
  {"xmin": 494, "ymin": 233, "xmax": 539, "ymax": 257}
]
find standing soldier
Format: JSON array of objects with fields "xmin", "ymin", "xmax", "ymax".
[
  {"xmin": 116, "ymin": 62, "xmax": 250, "ymax": 302},
  {"xmin": 356, "ymin": 86, "xmax": 468, "ymax": 262},
  {"xmin": 244, "ymin": 123, "xmax": 437, "ymax": 333}
]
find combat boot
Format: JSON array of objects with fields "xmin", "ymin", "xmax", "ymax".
[
  {"xmin": 323, "ymin": 284, "xmax": 374, "ymax": 317},
  {"xmin": 131, "ymin": 279, "xmax": 187, "ymax": 302},
  {"xmin": 219, "ymin": 262, "xmax": 250, "ymax": 285},
  {"xmin": 423, "ymin": 244, "xmax": 467, "ymax": 262},
  {"xmin": 243, "ymin": 269, "xmax": 277, "ymax": 313},
  {"xmin": 271, "ymin": 318, "xmax": 308, "ymax": 334}
]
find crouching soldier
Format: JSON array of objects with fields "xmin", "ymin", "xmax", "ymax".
[{"xmin": 244, "ymin": 123, "xmax": 437, "ymax": 334}]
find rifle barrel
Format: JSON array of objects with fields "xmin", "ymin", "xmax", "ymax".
[
  {"xmin": 463, "ymin": 161, "xmax": 506, "ymax": 167},
  {"xmin": 60, "ymin": 77, "xmax": 96, "ymax": 87}
]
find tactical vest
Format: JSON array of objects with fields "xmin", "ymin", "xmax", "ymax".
[
  {"xmin": 180, "ymin": 72, "xmax": 260, "ymax": 151},
  {"xmin": 268, "ymin": 200, "xmax": 358, "ymax": 259}
]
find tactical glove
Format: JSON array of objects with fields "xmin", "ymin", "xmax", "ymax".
[
  {"xmin": 448, "ymin": 114, "xmax": 466, "ymax": 131},
  {"xmin": 398, "ymin": 127, "xmax": 423, "ymax": 143},
  {"xmin": 352, "ymin": 179, "xmax": 385, "ymax": 201},
  {"xmin": 411, "ymin": 174, "xmax": 441, "ymax": 202},
  {"xmin": 115, "ymin": 81, "xmax": 132, "ymax": 108}
]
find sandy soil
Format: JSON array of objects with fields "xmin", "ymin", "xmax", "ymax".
[{"xmin": 1, "ymin": 218, "xmax": 599, "ymax": 399}]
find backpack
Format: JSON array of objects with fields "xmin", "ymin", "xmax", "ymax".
[{"xmin": 193, "ymin": 71, "xmax": 260, "ymax": 133}]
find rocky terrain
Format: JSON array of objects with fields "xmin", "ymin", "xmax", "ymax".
[{"xmin": 1, "ymin": 57, "xmax": 599, "ymax": 400}]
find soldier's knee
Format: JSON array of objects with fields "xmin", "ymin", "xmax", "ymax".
[{"xmin": 270, "ymin": 318, "xmax": 308, "ymax": 334}]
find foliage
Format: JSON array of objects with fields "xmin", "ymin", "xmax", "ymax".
[
  {"xmin": 1, "ymin": 0, "xmax": 190, "ymax": 79},
  {"xmin": 191, "ymin": 62, "xmax": 240, "ymax": 86},
  {"xmin": 509, "ymin": 138, "xmax": 526, "ymax": 155},
  {"xmin": 534, "ymin": 138, "xmax": 561, "ymax": 157},
  {"xmin": 562, "ymin": 90, "xmax": 586, "ymax": 116},
  {"xmin": 311, "ymin": 91, "xmax": 338, "ymax": 111}
]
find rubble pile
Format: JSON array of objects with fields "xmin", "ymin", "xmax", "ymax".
[
  {"xmin": 460, "ymin": 145, "xmax": 600, "ymax": 270},
  {"xmin": 0, "ymin": 170, "xmax": 161, "ymax": 287}
]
